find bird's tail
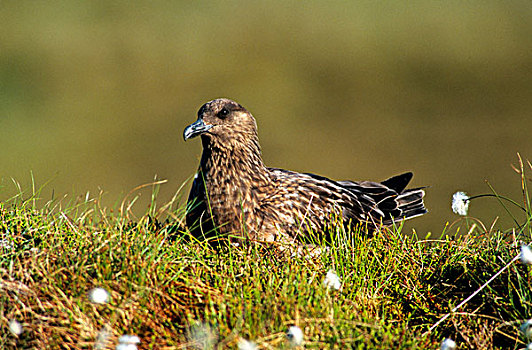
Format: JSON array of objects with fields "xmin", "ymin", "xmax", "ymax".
[
  {"xmin": 338, "ymin": 172, "xmax": 427, "ymax": 227},
  {"xmin": 395, "ymin": 188, "xmax": 427, "ymax": 222},
  {"xmin": 369, "ymin": 172, "xmax": 427, "ymax": 226}
]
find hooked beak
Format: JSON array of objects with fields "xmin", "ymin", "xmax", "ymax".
[{"xmin": 183, "ymin": 119, "xmax": 213, "ymax": 141}]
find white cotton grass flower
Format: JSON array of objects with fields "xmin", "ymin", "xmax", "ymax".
[
  {"xmin": 118, "ymin": 335, "xmax": 140, "ymax": 344},
  {"xmin": 521, "ymin": 319, "xmax": 532, "ymax": 338},
  {"xmin": 0, "ymin": 239, "xmax": 13, "ymax": 250},
  {"xmin": 88, "ymin": 287, "xmax": 110, "ymax": 304},
  {"xmin": 323, "ymin": 269, "xmax": 341, "ymax": 290},
  {"xmin": 440, "ymin": 338, "xmax": 456, "ymax": 350},
  {"xmin": 521, "ymin": 245, "xmax": 532, "ymax": 265},
  {"xmin": 237, "ymin": 338, "xmax": 257, "ymax": 350},
  {"xmin": 187, "ymin": 322, "xmax": 217, "ymax": 349},
  {"xmin": 286, "ymin": 325, "xmax": 304, "ymax": 347},
  {"xmin": 94, "ymin": 327, "xmax": 111, "ymax": 350},
  {"xmin": 452, "ymin": 191, "xmax": 470, "ymax": 216},
  {"xmin": 116, "ymin": 335, "xmax": 140, "ymax": 350},
  {"xmin": 8, "ymin": 319, "xmax": 23, "ymax": 336}
]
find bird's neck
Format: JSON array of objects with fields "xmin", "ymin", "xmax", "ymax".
[{"xmin": 200, "ymin": 136, "xmax": 270, "ymax": 190}]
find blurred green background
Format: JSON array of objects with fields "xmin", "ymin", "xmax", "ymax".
[{"xmin": 1, "ymin": 1, "xmax": 531, "ymax": 235}]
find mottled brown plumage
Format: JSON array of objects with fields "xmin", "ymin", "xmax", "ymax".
[{"xmin": 183, "ymin": 98, "xmax": 427, "ymax": 243}]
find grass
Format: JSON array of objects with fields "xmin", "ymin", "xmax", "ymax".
[{"xmin": 2, "ymin": 158, "xmax": 532, "ymax": 349}]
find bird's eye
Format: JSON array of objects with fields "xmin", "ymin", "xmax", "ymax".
[{"xmin": 218, "ymin": 108, "xmax": 229, "ymax": 118}]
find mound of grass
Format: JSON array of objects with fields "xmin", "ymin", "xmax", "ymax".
[{"xmin": 2, "ymin": 159, "xmax": 532, "ymax": 349}]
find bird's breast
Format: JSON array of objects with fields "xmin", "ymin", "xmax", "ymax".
[{"xmin": 201, "ymin": 160, "xmax": 267, "ymax": 236}]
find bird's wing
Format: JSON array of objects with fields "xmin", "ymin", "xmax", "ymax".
[
  {"xmin": 266, "ymin": 168, "xmax": 423, "ymax": 227},
  {"xmin": 185, "ymin": 172, "xmax": 216, "ymax": 237},
  {"xmin": 265, "ymin": 168, "xmax": 374, "ymax": 222},
  {"xmin": 337, "ymin": 180, "xmax": 402, "ymax": 219}
]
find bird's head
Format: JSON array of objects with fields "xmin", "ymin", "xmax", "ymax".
[{"xmin": 183, "ymin": 98, "xmax": 259, "ymax": 148}]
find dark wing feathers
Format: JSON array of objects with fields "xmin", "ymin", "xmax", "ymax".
[
  {"xmin": 395, "ymin": 188, "xmax": 427, "ymax": 220},
  {"xmin": 328, "ymin": 173, "xmax": 426, "ymax": 225},
  {"xmin": 185, "ymin": 174, "xmax": 215, "ymax": 237},
  {"xmin": 380, "ymin": 172, "xmax": 413, "ymax": 193}
]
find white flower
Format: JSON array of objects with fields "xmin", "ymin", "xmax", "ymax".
[
  {"xmin": 8, "ymin": 319, "xmax": 23, "ymax": 335},
  {"xmin": 94, "ymin": 327, "xmax": 111, "ymax": 350},
  {"xmin": 188, "ymin": 322, "xmax": 217, "ymax": 349},
  {"xmin": 118, "ymin": 335, "xmax": 140, "ymax": 344},
  {"xmin": 89, "ymin": 287, "xmax": 110, "ymax": 304},
  {"xmin": 521, "ymin": 246, "xmax": 532, "ymax": 265},
  {"xmin": 452, "ymin": 191, "xmax": 470, "ymax": 216},
  {"xmin": 238, "ymin": 338, "xmax": 257, "ymax": 350},
  {"xmin": 116, "ymin": 344, "xmax": 137, "ymax": 350},
  {"xmin": 527, "ymin": 343, "xmax": 532, "ymax": 350},
  {"xmin": 0, "ymin": 239, "xmax": 13, "ymax": 250},
  {"xmin": 323, "ymin": 270, "xmax": 341, "ymax": 290},
  {"xmin": 286, "ymin": 325, "xmax": 304, "ymax": 346},
  {"xmin": 521, "ymin": 319, "xmax": 532, "ymax": 338},
  {"xmin": 116, "ymin": 335, "xmax": 140, "ymax": 350},
  {"xmin": 440, "ymin": 338, "xmax": 456, "ymax": 350}
]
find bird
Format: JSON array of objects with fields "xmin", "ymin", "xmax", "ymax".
[{"xmin": 183, "ymin": 98, "xmax": 427, "ymax": 244}]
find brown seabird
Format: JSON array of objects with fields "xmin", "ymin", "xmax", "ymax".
[{"xmin": 183, "ymin": 98, "xmax": 427, "ymax": 243}]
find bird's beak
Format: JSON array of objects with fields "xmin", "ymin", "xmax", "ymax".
[{"xmin": 183, "ymin": 119, "xmax": 213, "ymax": 141}]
